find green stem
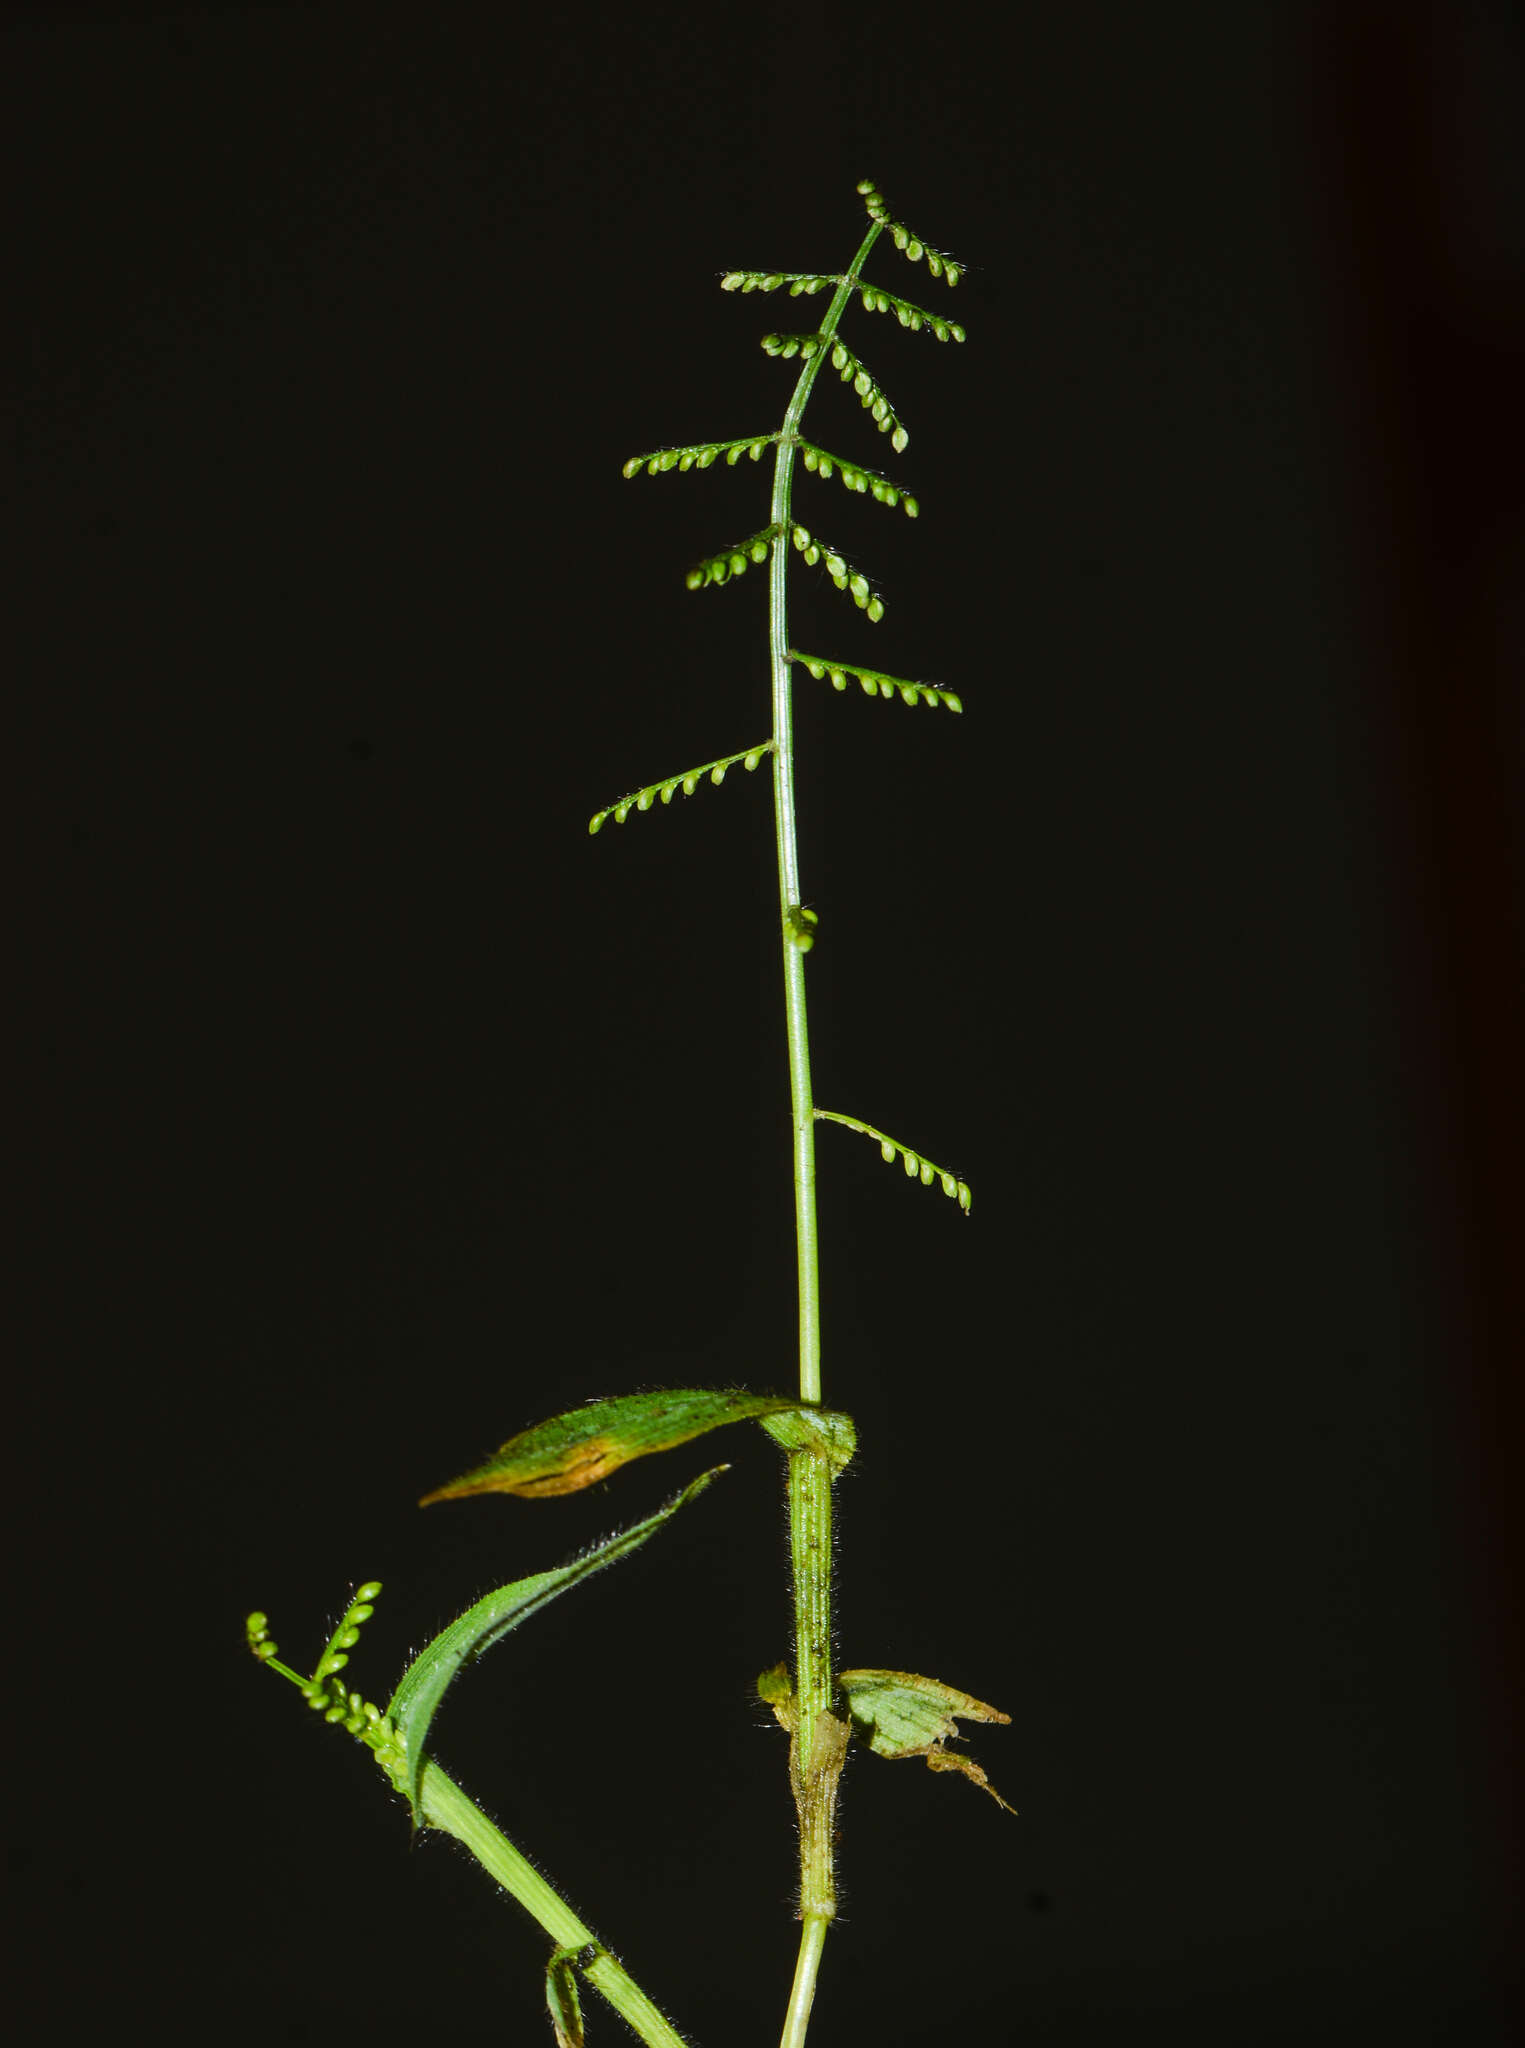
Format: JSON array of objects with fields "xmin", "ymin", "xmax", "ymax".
[
  {"xmin": 780, "ymin": 1913, "xmax": 830, "ymax": 2048},
  {"xmin": 257, "ymin": 1636, "xmax": 693, "ymax": 2048},
  {"xmin": 767, "ymin": 211, "xmax": 885, "ymax": 2043},
  {"xmin": 419, "ymin": 1762, "xmax": 690, "ymax": 2048}
]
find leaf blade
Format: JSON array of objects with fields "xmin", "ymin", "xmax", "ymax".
[
  {"xmin": 386, "ymin": 1467, "xmax": 724, "ymax": 1819},
  {"xmin": 420, "ymin": 1387, "xmax": 853, "ymax": 1503}
]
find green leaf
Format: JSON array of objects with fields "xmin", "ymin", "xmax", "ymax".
[
  {"xmin": 386, "ymin": 1468, "xmax": 724, "ymax": 1820},
  {"xmin": 420, "ymin": 1387, "xmax": 855, "ymax": 1503},
  {"xmin": 838, "ymin": 1668, "xmax": 1015, "ymax": 1811}
]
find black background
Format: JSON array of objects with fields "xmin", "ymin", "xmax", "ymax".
[{"xmin": 11, "ymin": 2, "xmax": 1522, "ymax": 2043}]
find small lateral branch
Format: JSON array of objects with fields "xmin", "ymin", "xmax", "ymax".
[
  {"xmin": 858, "ymin": 179, "xmax": 966, "ymax": 287},
  {"xmin": 245, "ymin": 1597, "xmax": 410, "ymax": 1794},
  {"xmin": 814, "ymin": 1109, "xmax": 971, "ymax": 1212},
  {"xmin": 824, "ymin": 339, "xmax": 910, "ymax": 452},
  {"xmin": 854, "ymin": 282, "xmax": 965, "ymax": 343},
  {"xmin": 588, "ymin": 742, "xmax": 772, "ymax": 835},
  {"xmin": 790, "ymin": 651, "xmax": 961, "ymax": 713},
  {"xmin": 687, "ymin": 525, "xmax": 783, "ymax": 590},
  {"xmin": 622, "ymin": 434, "xmax": 777, "ymax": 477},
  {"xmin": 720, "ymin": 270, "xmax": 840, "ymax": 295},
  {"xmin": 789, "ymin": 525, "xmax": 884, "ymax": 621},
  {"xmin": 794, "ymin": 437, "xmax": 918, "ymax": 516}
]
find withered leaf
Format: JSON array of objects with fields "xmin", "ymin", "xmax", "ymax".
[{"xmin": 838, "ymin": 1667, "xmax": 1016, "ymax": 1813}]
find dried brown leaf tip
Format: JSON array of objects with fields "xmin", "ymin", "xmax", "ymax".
[{"xmin": 837, "ymin": 1668, "xmax": 1016, "ymax": 1813}]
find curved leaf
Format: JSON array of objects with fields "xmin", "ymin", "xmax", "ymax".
[{"xmin": 387, "ymin": 1467, "xmax": 725, "ymax": 1819}]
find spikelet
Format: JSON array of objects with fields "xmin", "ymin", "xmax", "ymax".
[
  {"xmin": 789, "ymin": 523, "xmax": 885, "ymax": 622},
  {"xmin": 245, "ymin": 1609, "xmax": 280, "ymax": 1668},
  {"xmin": 785, "ymin": 902, "xmax": 820, "ymax": 953},
  {"xmin": 793, "ymin": 437, "xmax": 918, "ymax": 516},
  {"xmin": 622, "ymin": 434, "xmax": 776, "ymax": 478},
  {"xmin": 827, "ymin": 340, "xmax": 911, "ymax": 453},
  {"xmin": 815, "ymin": 1109, "xmax": 972, "ymax": 1213},
  {"xmin": 719, "ymin": 271, "xmax": 841, "ymax": 295},
  {"xmin": 856, "ymin": 180, "xmax": 965, "ymax": 288},
  {"xmin": 686, "ymin": 525, "xmax": 783, "ymax": 590},
  {"xmin": 759, "ymin": 332, "xmax": 828, "ymax": 361},
  {"xmin": 589, "ymin": 742, "xmax": 773, "ymax": 836},
  {"xmin": 790, "ymin": 651, "xmax": 961, "ymax": 713},
  {"xmin": 855, "ymin": 281, "xmax": 966, "ymax": 344}
]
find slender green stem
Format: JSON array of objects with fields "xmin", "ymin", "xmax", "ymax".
[
  {"xmin": 780, "ymin": 1913, "xmax": 830, "ymax": 2048},
  {"xmin": 767, "ymin": 211, "xmax": 885, "ymax": 2045},
  {"xmin": 254, "ymin": 1640, "xmax": 692, "ymax": 2048},
  {"xmin": 419, "ymin": 1762, "xmax": 690, "ymax": 2048}
]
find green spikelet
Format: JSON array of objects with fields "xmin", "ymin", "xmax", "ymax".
[
  {"xmin": 246, "ymin": 1585, "xmax": 409, "ymax": 1790},
  {"xmin": 827, "ymin": 339, "xmax": 911, "ymax": 452},
  {"xmin": 589, "ymin": 743, "xmax": 773, "ymax": 835},
  {"xmin": 815, "ymin": 1110, "xmax": 972, "ymax": 1213},
  {"xmin": 719, "ymin": 271, "xmax": 839, "ymax": 295},
  {"xmin": 856, "ymin": 180, "xmax": 965, "ymax": 287},
  {"xmin": 789, "ymin": 524, "xmax": 885, "ymax": 621},
  {"xmin": 794, "ymin": 438, "xmax": 918, "ymax": 516},
  {"xmin": 622, "ymin": 434, "xmax": 776, "ymax": 478},
  {"xmin": 686, "ymin": 525, "xmax": 783, "ymax": 590},
  {"xmin": 856, "ymin": 282, "xmax": 966, "ymax": 343},
  {"xmin": 759, "ymin": 333, "xmax": 828, "ymax": 360},
  {"xmin": 790, "ymin": 652, "xmax": 961, "ymax": 713}
]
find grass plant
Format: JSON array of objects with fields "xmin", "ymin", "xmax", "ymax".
[{"xmin": 248, "ymin": 177, "xmax": 1008, "ymax": 2048}]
